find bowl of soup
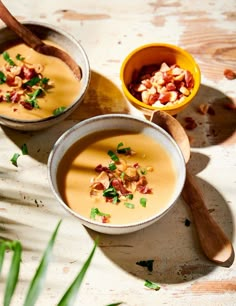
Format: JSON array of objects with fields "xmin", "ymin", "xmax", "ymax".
[
  {"xmin": 120, "ymin": 43, "xmax": 201, "ymax": 116},
  {"xmin": 0, "ymin": 22, "xmax": 90, "ymax": 130},
  {"xmin": 48, "ymin": 114, "xmax": 186, "ymax": 234}
]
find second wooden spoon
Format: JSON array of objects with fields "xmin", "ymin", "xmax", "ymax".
[
  {"xmin": 0, "ymin": 0, "xmax": 81, "ymax": 80},
  {"xmin": 151, "ymin": 110, "xmax": 234, "ymax": 265}
]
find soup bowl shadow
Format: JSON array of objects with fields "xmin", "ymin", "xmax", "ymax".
[{"xmin": 47, "ymin": 114, "xmax": 186, "ymax": 235}]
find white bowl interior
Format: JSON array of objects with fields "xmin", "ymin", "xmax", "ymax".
[{"xmin": 48, "ymin": 114, "xmax": 186, "ymax": 234}]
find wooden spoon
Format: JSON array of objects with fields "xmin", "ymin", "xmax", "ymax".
[
  {"xmin": 151, "ymin": 110, "xmax": 234, "ymax": 265},
  {"xmin": 0, "ymin": 1, "xmax": 81, "ymax": 80}
]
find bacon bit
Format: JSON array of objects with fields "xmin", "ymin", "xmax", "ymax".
[
  {"xmin": 10, "ymin": 91, "xmax": 21, "ymax": 103},
  {"xmin": 224, "ymin": 101, "xmax": 236, "ymax": 110},
  {"xmin": 129, "ymin": 62, "xmax": 194, "ymax": 106},
  {"xmin": 21, "ymin": 65, "xmax": 36, "ymax": 80},
  {"xmin": 184, "ymin": 117, "xmax": 197, "ymax": 130},
  {"xmin": 224, "ymin": 69, "xmax": 236, "ymax": 80},
  {"xmin": 20, "ymin": 101, "xmax": 33, "ymax": 110},
  {"xmin": 101, "ymin": 215, "xmax": 110, "ymax": 223},
  {"xmin": 95, "ymin": 164, "xmax": 109, "ymax": 173},
  {"xmin": 111, "ymin": 178, "xmax": 130, "ymax": 195}
]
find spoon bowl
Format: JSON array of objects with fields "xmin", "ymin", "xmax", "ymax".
[{"xmin": 151, "ymin": 110, "xmax": 234, "ymax": 265}]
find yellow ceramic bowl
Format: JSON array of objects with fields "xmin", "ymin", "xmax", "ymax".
[{"xmin": 120, "ymin": 43, "xmax": 201, "ymax": 116}]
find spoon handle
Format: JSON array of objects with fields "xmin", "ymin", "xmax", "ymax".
[
  {"xmin": 182, "ymin": 168, "xmax": 234, "ymax": 265},
  {"xmin": 0, "ymin": 0, "xmax": 44, "ymax": 49}
]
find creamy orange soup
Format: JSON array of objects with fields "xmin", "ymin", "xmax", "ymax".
[
  {"xmin": 0, "ymin": 41, "xmax": 80, "ymax": 120},
  {"xmin": 57, "ymin": 130, "xmax": 177, "ymax": 225}
]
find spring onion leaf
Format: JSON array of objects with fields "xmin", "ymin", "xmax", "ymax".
[
  {"xmin": 112, "ymin": 196, "xmax": 120, "ymax": 204},
  {"xmin": 116, "ymin": 142, "xmax": 131, "ymax": 155},
  {"xmin": 144, "ymin": 279, "xmax": 160, "ymax": 291},
  {"xmin": 3, "ymin": 52, "xmax": 15, "ymax": 66},
  {"xmin": 10, "ymin": 153, "xmax": 20, "ymax": 167},
  {"xmin": 124, "ymin": 202, "xmax": 135, "ymax": 209},
  {"xmin": 57, "ymin": 239, "xmax": 98, "ymax": 306},
  {"xmin": 16, "ymin": 54, "xmax": 25, "ymax": 61},
  {"xmin": 26, "ymin": 88, "xmax": 43, "ymax": 108},
  {"xmin": 140, "ymin": 198, "xmax": 147, "ymax": 207},
  {"xmin": 23, "ymin": 76, "xmax": 41, "ymax": 88},
  {"xmin": 0, "ymin": 71, "xmax": 6, "ymax": 84},
  {"xmin": 90, "ymin": 208, "xmax": 110, "ymax": 220},
  {"xmin": 21, "ymin": 143, "xmax": 28, "ymax": 155},
  {"xmin": 0, "ymin": 241, "xmax": 6, "ymax": 275},
  {"xmin": 109, "ymin": 162, "xmax": 116, "ymax": 171},
  {"xmin": 4, "ymin": 241, "xmax": 22, "ymax": 306},
  {"xmin": 126, "ymin": 194, "xmax": 133, "ymax": 200},
  {"xmin": 107, "ymin": 150, "xmax": 119, "ymax": 162},
  {"xmin": 53, "ymin": 106, "xmax": 66, "ymax": 116},
  {"xmin": 106, "ymin": 303, "xmax": 123, "ymax": 306},
  {"xmin": 5, "ymin": 93, "xmax": 11, "ymax": 102},
  {"xmin": 103, "ymin": 186, "xmax": 118, "ymax": 198},
  {"xmin": 23, "ymin": 220, "xmax": 62, "ymax": 306}
]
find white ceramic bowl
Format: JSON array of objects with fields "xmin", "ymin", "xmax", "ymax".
[
  {"xmin": 0, "ymin": 22, "xmax": 90, "ymax": 131},
  {"xmin": 48, "ymin": 114, "xmax": 186, "ymax": 234}
]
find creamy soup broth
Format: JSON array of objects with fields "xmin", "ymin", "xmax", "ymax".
[
  {"xmin": 0, "ymin": 41, "xmax": 80, "ymax": 120},
  {"xmin": 57, "ymin": 130, "xmax": 177, "ymax": 225}
]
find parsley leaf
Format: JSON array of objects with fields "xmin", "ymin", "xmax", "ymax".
[
  {"xmin": 3, "ymin": 51, "xmax": 15, "ymax": 66},
  {"xmin": 16, "ymin": 53, "xmax": 25, "ymax": 61}
]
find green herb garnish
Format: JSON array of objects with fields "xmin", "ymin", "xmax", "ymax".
[
  {"xmin": 109, "ymin": 162, "xmax": 117, "ymax": 171},
  {"xmin": 0, "ymin": 71, "xmax": 6, "ymax": 84},
  {"xmin": 140, "ymin": 197, "xmax": 147, "ymax": 207},
  {"xmin": 53, "ymin": 106, "xmax": 66, "ymax": 116},
  {"xmin": 10, "ymin": 153, "xmax": 20, "ymax": 167},
  {"xmin": 5, "ymin": 93, "xmax": 11, "ymax": 102},
  {"xmin": 116, "ymin": 142, "xmax": 131, "ymax": 154},
  {"xmin": 90, "ymin": 208, "xmax": 111, "ymax": 220},
  {"xmin": 3, "ymin": 51, "xmax": 15, "ymax": 66},
  {"xmin": 23, "ymin": 76, "xmax": 41, "ymax": 87},
  {"xmin": 144, "ymin": 280, "xmax": 160, "ymax": 291},
  {"xmin": 107, "ymin": 150, "xmax": 119, "ymax": 162},
  {"xmin": 26, "ymin": 88, "xmax": 43, "ymax": 108},
  {"xmin": 16, "ymin": 53, "xmax": 25, "ymax": 61},
  {"xmin": 21, "ymin": 143, "xmax": 28, "ymax": 155},
  {"xmin": 112, "ymin": 196, "xmax": 120, "ymax": 204},
  {"xmin": 103, "ymin": 186, "xmax": 119, "ymax": 198},
  {"xmin": 139, "ymin": 168, "xmax": 147, "ymax": 175},
  {"xmin": 126, "ymin": 194, "xmax": 133, "ymax": 200},
  {"xmin": 124, "ymin": 202, "xmax": 135, "ymax": 209}
]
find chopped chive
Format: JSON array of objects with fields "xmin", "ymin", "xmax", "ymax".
[
  {"xmin": 3, "ymin": 51, "xmax": 15, "ymax": 66},
  {"xmin": 10, "ymin": 153, "xmax": 20, "ymax": 167},
  {"xmin": 140, "ymin": 168, "xmax": 147, "ymax": 175},
  {"xmin": 144, "ymin": 279, "xmax": 160, "ymax": 291},
  {"xmin": 107, "ymin": 150, "xmax": 119, "ymax": 162},
  {"xmin": 53, "ymin": 106, "xmax": 66, "ymax": 116},
  {"xmin": 140, "ymin": 197, "xmax": 147, "ymax": 207},
  {"xmin": 112, "ymin": 196, "xmax": 120, "ymax": 204},
  {"xmin": 103, "ymin": 186, "xmax": 118, "ymax": 198},
  {"xmin": 16, "ymin": 53, "xmax": 25, "ymax": 61},
  {"xmin": 0, "ymin": 71, "xmax": 6, "ymax": 84},
  {"xmin": 116, "ymin": 142, "xmax": 131, "ymax": 154},
  {"xmin": 109, "ymin": 162, "xmax": 116, "ymax": 171},
  {"xmin": 126, "ymin": 194, "xmax": 133, "ymax": 200},
  {"xmin": 5, "ymin": 93, "xmax": 11, "ymax": 102},
  {"xmin": 23, "ymin": 76, "xmax": 41, "ymax": 88},
  {"xmin": 124, "ymin": 202, "xmax": 135, "ymax": 209},
  {"xmin": 90, "ymin": 208, "xmax": 110, "ymax": 220},
  {"xmin": 21, "ymin": 143, "xmax": 28, "ymax": 155}
]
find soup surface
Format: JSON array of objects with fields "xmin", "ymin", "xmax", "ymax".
[
  {"xmin": 57, "ymin": 130, "xmax": 177, "ymax": 225},
  {"xmin": 0, "ymin": 41, "xmax": 80, "ymax": 120}
]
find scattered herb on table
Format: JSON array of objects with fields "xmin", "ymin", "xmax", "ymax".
[
  {"xmin": 144, "ymin": 279, "xmax": 160, "ymax": 291},
  {"xmin": 21, "ymin": 143, "xmax": 28, "ymax": 155},
  {"xmin": 10, "ymin": 153, "xmax": 21, "ymax": 167}
]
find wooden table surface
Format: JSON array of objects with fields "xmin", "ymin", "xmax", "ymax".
[{"xmin": 0, "ymin": 0, "xmax": 235, "ymax": 305}]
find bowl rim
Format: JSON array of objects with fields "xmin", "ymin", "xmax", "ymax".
[
  {"xmin": 0, "ymin": 21, "xmax": 91, "ymax": 124},
  {"xmin": 120, "ymin": 42, "xmax": 201, "ymax": 112},
  {"xmin": 48, "ymin": 113, "xmax": 186, "ymax": 231}
]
